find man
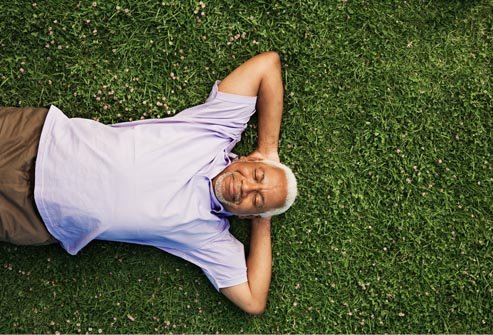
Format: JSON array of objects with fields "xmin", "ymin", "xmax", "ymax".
[{"xmin": 0, "ymin": 52, "xmax": 297, "ymax": 315}]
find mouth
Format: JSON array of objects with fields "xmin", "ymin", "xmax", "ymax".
[
  {"xmin": 228, "ymin": 174, "xmax": 237, "ymax": 202},
  {"xmin": 228, "ymin": 174, "xmax": 239, "ymax": 203}
]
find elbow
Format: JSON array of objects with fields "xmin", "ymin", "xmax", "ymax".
[
  {"xmin": 264, "ymin": 51, "xmax": 281, "ymax": 65},
  {"xmin": 243, "ymin": 301, "xmax": 267, "ymax": 316},
  {"xmin": 221, "ymin": 282, "xmax": 269, "ymax": 315},
  {"xmin": 259, "ymin": 51, "xmax": 281, "ymax": 71}
]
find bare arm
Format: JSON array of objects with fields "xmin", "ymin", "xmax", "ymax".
[
  {"xmin": 254, "ymin": 54, "xmax": 283, "ymax": 161},
  {"xmin": 218, "ymin": 51, "xmax": 284, "ymax": 162},
  {"xmin": 220, "ymin": 217, "xmax": 272, "ymax": 315}
]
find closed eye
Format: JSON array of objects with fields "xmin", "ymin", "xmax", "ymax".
[
  {"xmin": 255, "ymin": 168, "xmax": 265, "ymax": 182},
  {"xmin": 254, "ymin": 192, "xmax": 264, "ymax": 208}
]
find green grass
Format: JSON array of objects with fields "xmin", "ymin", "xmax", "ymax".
[{"xmin": 1, "ymin": 0, "xmax": 492, "ymax": 333}]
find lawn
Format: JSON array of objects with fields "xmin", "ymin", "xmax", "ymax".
[{"xmin": 0, "ymin": 0, "xmax": 492, "ymax": 333}]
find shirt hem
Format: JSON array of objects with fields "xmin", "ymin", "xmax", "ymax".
[
  {"xmin": 213, "ymin": 80, "xmax": 258, "ymax": 104},
  {"xmin": 34, "ymin": 105, "xmax": 72, "ymax": 252},
  {"xmin": 217, "ymin": 276, "xmax": 249, "ymax": 291},
  {"xmin": 34, "ymin": 106, "xmax": 58, "ymax": 233}
]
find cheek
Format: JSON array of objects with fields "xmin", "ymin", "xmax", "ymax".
[{"xmin": 238, "ymin": 196, "xmax": 256, "ymax": 212}]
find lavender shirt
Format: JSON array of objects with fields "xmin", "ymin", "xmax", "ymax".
[{"xmin": 34, "ymin": 81, "xmax": 257, "ymax": 290}]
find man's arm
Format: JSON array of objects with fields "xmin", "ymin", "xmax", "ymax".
[
  {"xmin": 220, "ymin": 217, "xmax": 272, "ymax": 315},
  {"xmin": 218, "ymin": 51, "xmax": 284, "ymax": 162}
]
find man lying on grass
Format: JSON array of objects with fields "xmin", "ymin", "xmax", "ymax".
[{"xmin": 0, "ymin": 52, "xmax": 297, "ymax": 315}]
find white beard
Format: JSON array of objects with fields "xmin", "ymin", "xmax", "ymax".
[{"xmin": 213, "ymin": 172, "xmax": 237, "ymax": 208}]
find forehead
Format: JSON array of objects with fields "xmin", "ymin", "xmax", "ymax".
[{"xmin": 241, "ymin": 160, "xmax": 288, "ymax": 209}]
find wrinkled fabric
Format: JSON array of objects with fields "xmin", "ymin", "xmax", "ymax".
[
  {"xmin": 34, "ymin": 81, "xmax": 257, "ymax": 290},
  {"xmin": 0, "ymin": 107, "xmax": 57, "ymax": 245}
]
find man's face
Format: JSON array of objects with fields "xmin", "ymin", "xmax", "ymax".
[{"xmin": 212, "ymin": 159, "xmax": 288, "ymax": 216}]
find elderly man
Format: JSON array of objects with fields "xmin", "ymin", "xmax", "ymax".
[{"xmin": 0, "ymin": 52, "xmax": 297, "ymax": 314}]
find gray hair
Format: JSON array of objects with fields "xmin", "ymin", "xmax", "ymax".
[{"xmin": 259, "ymin": 160, "xmax": 298, "ymax": 218}]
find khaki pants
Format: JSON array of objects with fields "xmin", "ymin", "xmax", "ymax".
[{"xmin": 0, "ymin": 107, "xmax": 57, "ymax": 245}]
